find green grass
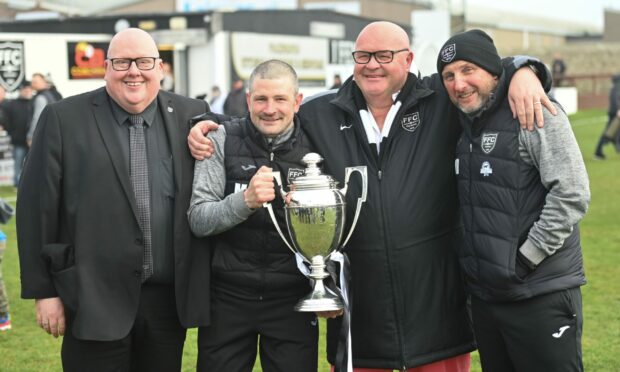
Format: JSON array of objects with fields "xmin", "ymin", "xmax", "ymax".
[{"xmin": 1, "ymin": 109, "xmax": 618, "ymax": 371}]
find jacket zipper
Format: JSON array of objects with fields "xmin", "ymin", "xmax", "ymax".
[{"xmin": 259, "ymin": 144, "xmax": 276, "ymax": 301}]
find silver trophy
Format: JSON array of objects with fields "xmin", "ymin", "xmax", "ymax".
[{"xmin": 264, "ymin": 153, "xmax": 367, "ymax": 312}]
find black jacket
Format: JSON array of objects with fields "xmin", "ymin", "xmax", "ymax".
[
  {"xmin": 17, "ymin": 88, "xmax": 211, "ymax": 340},
  {"xmin": 4, "ymin": 97, "xmax": 33, "ymax": 146},
  {"xmin": 213, "ymin": 116, "xmax": 314, "ymax": 300},
  {"xmin": 299, "ymin": 73, "xmax": 474, "ymax": 369},
  {"xmin": 455, "ymin": 72, "xmax": 585, "ymax": 302}
]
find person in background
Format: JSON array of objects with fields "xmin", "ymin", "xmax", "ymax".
[
  {"xmin": 594, "ymin": 74, "xmax": 620, "ymax": 160},
  {"xmin": 17, "ymin": 28, "xmax": 211, "ymax": 371},
  {"xmin": 438, "ymin": 29, "xmax": 590, "ymax": 372},
  {"xmin": 551, "ymin": 52, "xmax": 567, "ymax": 88},
  {"xmin": 223, "ymin": 78, "xmax": 248, "ymax": 117},
  {"xmin": 4, "ymin": 80, "xmax": 33, "ymax": 186},
  {"xmin": 0, "ymin": 199, "xmax": 14, "ymax": 331},
  {"xmin": 188, "ymin": 21, "xmax": 554, "ymax": 372},
  {"xmin": 208, "ymin": 85, "xmax": 226, "ymax": 114},
  {"xmin": 26, "ymin": 72, "xmax": 61, "ymax": 146},
  {"xmin": 330, "ymin": 73, "xmax": 343, "ymax": 89},
  {"xmin": 189, "ymin": 59, "xmax": 317, "ymax": 372},
  {"xmin": 45, "ymin": 74, "xmax": 63, "ymax": 102},
  {"xmin": 161, "ymin": 61, "xmax": 175, "ymax": 92},
  {"xmin": 0, "ymin": 86, "xmax": 7, "ymax": 130}
]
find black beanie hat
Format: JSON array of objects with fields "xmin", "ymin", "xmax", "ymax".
[{"xmin": 437, "ymin": 29, "xmax": 502, "ymax": 77}]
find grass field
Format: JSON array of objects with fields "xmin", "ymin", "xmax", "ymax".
[{"xmin": 0, "ymin": 109, "xmax": 618, "ymax": 371}]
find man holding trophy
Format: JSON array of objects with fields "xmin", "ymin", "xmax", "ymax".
[{"xmin": 187, "ymin": 60, "xmax": 319, "ymax": 372}]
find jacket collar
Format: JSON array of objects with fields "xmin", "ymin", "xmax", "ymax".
[{"xmin": 330, "ymin": 72, "xmax": 434, "ymax": 114}]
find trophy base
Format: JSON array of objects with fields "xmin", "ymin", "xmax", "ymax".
[{"xmin": 294, "ymin": 291, "xmax": 343, "ymax": 312}]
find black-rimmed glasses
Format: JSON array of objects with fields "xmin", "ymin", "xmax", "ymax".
[
  {"xmin": 108, "ymin": 57, "xmax": 159, "ymax": 71},
  {"xmin": 351, "ymin": 49, "xmax": 409, "ymax": 64}
]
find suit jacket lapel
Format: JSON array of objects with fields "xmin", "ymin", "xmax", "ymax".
[
  {"xmin": 91, "ymin": 88, "xmax": 140, "ymax": 219},
  {"xmin": 158, "ymin": 93, "xmax": 183, "ymax": 193}
]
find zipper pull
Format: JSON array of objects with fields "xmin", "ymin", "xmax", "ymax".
[{"xmin": 378, "ymin": 170, "xmax": 382, "ymax": 180}]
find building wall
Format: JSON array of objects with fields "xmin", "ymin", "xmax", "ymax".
[
  {"xmin": 105, "ymin": 0, "xmax": 175, "ymax": 15},
  {"xmin": 603, "ymin": 10, "xmax": 620, "ymax": 42},
  {"xmin": 298, "ymin": 0, "xmax": 428, "ymax": 24}
]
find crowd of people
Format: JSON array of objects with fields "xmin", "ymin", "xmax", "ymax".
[{"xmin": 7, "ymin": 20, "xmax": 595, "ymax": 372}]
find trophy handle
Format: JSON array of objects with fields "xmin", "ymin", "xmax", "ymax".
[
  {"xmin": 340, "ymin": 166, "xmax": 368, "ymax": 248},
  {"xmin": 263, "ymin": 171, "xmax": 300, "ymax": 257},
  {"xmin": 272, "ymin": 171, "xmax": 287, "ymax": 199}
]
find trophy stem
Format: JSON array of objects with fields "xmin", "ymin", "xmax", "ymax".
[{"xmin": 294, "ymin": 256, "xmax": 343, "ymax": 312}]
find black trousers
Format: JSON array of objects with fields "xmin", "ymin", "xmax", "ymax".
[
  {"xmin": 197, "ymin": 291, "xmax": 318, "ymax": 372},
  {"xmin": 61, "ymin": 283, "xmax": 186, "ymax": 372},
  {"xmin": 471, "ymin": 287, "xmax": 583, "ymax": 372}
]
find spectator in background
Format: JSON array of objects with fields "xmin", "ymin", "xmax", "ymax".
[
  {"xmin": 594, "ymin": 74, "xmax": 620, "ymax": 160},
  {"xmin": 161, "ymin": 62, "xmax": 175, "ymax": 92},
  {"xmin": 26, "ymin": 73, "xmax": 62, "ymax": 146},
  {"xmin": 46, "ymin": 74, "xmax": 63, "ymax": 102},
  {"xmin": 223, "ymin": 78, "xmax": 248, "ymax": 117},
  {"xmin": 0, "ymin": 86, "xmax": 7, "ymax": 130},
  {"xmin": 208, "ymin": 85, "xmax": 226, "ymax": 114},
  {"xmin": 551, "ymin": 52, "xmax": 567, "ymax": 88},
  {"xmin": 330, "ymin": 73, "xmax": 342, "ymax": 89},
  {"xmin": 4, "ymin": 80, "xmax": 33, "ymax": 186}
]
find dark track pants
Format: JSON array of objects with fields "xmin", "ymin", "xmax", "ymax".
[
  {"xmin": 197, "ymin": 291, "xmax": 318, "ymax": 372},
  {"xmin": 471, "ymin": 287, "xmax": 583, "ymax": 372}
]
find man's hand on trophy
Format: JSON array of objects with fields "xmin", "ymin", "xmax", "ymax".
[
  {"xmin": 244, "ymin": 166, "xmax": 276, "ymax": 209},
  {"xmin": 316, "ymin": 310, "xmax": 344, "ymax": 319},
  {"xmin": 188, "ymin": 120, "xmax": 219, "ymax": 160}
]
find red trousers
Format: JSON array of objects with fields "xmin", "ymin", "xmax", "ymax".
[{"xmin": 331, "ymin": 353, "xmax": 470, "ymax": 372}]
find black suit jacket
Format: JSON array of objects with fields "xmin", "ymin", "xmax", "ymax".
[{"xmin": 17, "ymin": 87, "xmax": 211, "ymax": 341}]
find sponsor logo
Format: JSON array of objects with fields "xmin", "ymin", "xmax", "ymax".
[
  {"xmin": 480, "ymin": 161, "xmax": 493, "ymax": 177},
  {"xmin": 234, "ymin": 183, "xmax": 248, "ymax": 193},
  {"xmin": 440, "ymin": 44, "xmax": 456, "ymax": 63},
  {"xmin": 481, "ymin": 132, "xmax": 499, "ymax": 154},
  {"xmin": 0, "ymin": 41, "xmax": 25, "ymax": 92},
  {"xmin": 552, "ymin": 325, "xmax": 570, "ymax": 338},
  {"xmin": 401, "ymin": 112, "xmax": 421, "ymax": 132}
]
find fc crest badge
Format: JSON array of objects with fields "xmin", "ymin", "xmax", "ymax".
[
  {"xmin": 440, "ymin": 44, "xmax": 456, "ymax": 63},
  {"xmin": 481, "ymin": 132, "xmax": 498, "ymax": 154},
  {"xmin": 0, "ymin": 41, "xmax": 25, "ymax": 92},
  {"xmin": 287, "ymin": 168, "xmax": 305, "ymax": 184},
  {"xmin": 401, "ymin": 112, "xmax": 421, "ymax": 132}
]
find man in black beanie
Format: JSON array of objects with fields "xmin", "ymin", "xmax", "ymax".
[{"xmin": 438, "ymin": 29, "xmax": 590, "ymax": 372}]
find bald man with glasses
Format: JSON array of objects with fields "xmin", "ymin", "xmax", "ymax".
[{"xmin": 17, "ymin": 28, "xmax": 211, "ymax": 371}]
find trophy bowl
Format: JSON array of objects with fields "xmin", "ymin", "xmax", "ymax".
[{"xmin": 264, "ymin": 153, "xmax": 367, "ymax": 312}]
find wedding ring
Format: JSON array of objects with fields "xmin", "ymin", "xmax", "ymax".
[{"xmin": 533, "ymin": 101, "xmax": 542, "ymax": 105}]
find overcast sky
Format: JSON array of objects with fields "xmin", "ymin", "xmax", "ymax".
[{"xmin": 440, "ymin": 0, "xmax": 620, "ymax": 29}]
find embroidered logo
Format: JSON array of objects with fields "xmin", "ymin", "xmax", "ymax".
[
  {"xmin": 552, "ymin": 325, "xmax": 570, "ymax": 338},
  {"xmin": 287, "ymin": 168, "xmax": 305, "ymax": 184},
  {"xmin": 440, "ymin": 44, "xmax": 456, "ymax": 63},
  {"xmin": 480, "ymin": 161, "xmax": 493, "ymax": 177},
  {"xmin": 241, "ymin": 164, "xmax": 257, "ymax": 171},
  {"xmin": 401, "ymin": 112, "xmax": 421, "ymax": 132},
  {"xmin": 481, "ymin": 132, "xmax": 499, "ymax": 154},
  {"xmin": 340, "ymin": 123, "xmax": 352, "ymax": 130}
]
